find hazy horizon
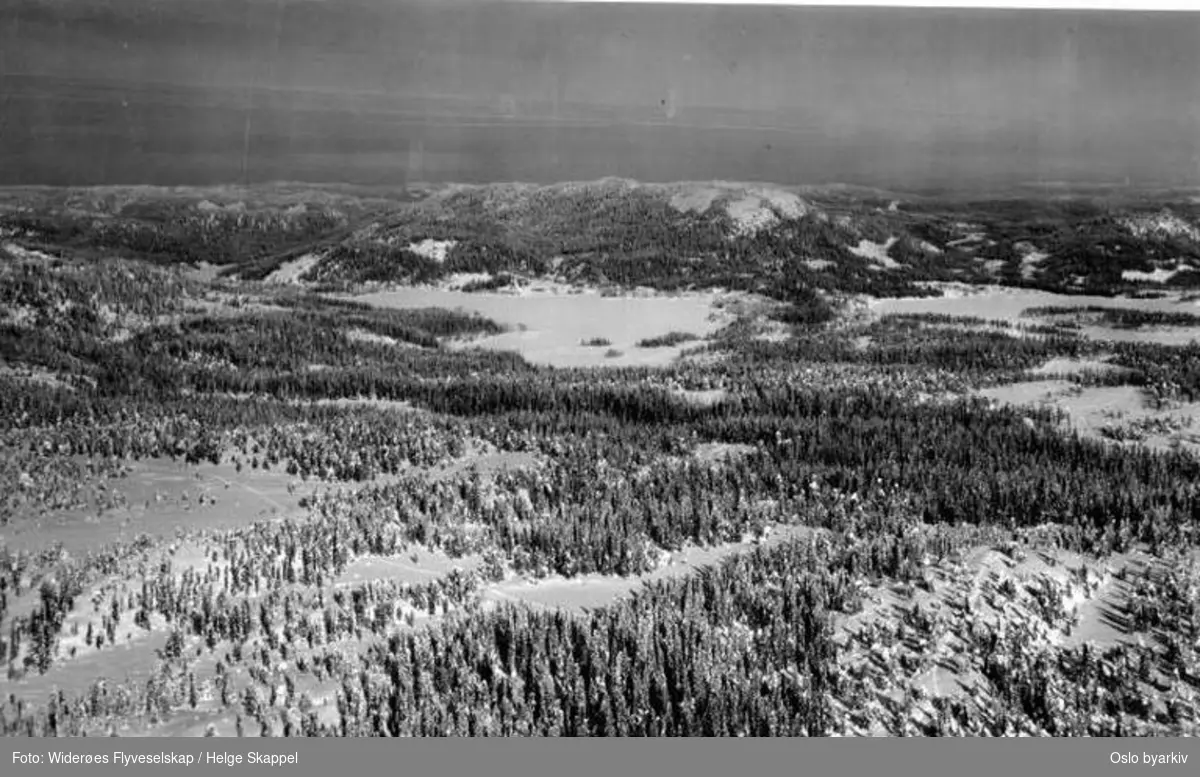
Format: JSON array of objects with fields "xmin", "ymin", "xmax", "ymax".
[{"xmin": 2, "ymin": 1, "xmax": 1198, "ymax": 191}]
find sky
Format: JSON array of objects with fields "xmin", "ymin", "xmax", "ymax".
[
  {"xmin": 2, "ymin": 0, "xmax": 1198, "ymax": 189},
  {"xmin": 556, "ymin": 1, "xmax": 1196, "ymax": 7}
]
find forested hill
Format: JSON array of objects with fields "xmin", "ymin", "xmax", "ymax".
[{"xmin": 5, "ymin": 180, "xmax": 1200, "ymax": 302}]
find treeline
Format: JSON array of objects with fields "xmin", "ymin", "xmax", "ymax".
[
  {"xmin": 636, "ymin": 332, "xmax": 699, "ymax": 349},
  {"xmin": 293, "ymin": 191, "xmax": 1200, "ymax": 299},
  {"xmin": 0, "ymin": 262, "xmax": 516, "ymax": 401},
  {"xmin": 261, "ymin": 192, "xmax": 950, "ymax": 301},
  {"xmin": 14, "ymin": 186, "xmax": 1200, "ymax": 302},
  {"xmin": 0, "ymin": 388, "xmax": 473, "ymax": 526},
  {"xmin": 460, "ymin": 274, "xmax": 517, "ymax": 293},
  {"xmin": 1107, "ymin": 342, "xmax": 1200, "ymax": 403},
  {"xmin": 1023, "ymin": 305, "xmax": 1200, "ymax": 330},
  {"xmin": 1, "ymin": 205, "xmax": 351, "ymax": 268}
]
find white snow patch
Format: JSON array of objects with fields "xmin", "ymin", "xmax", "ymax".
[
  {"xmin": 3, "ymin": 243, "xmax": 57, "ymax": 262},
  {"xmin": 184, "ymin": 262, "xmax": 226, "ymax": 283},
  {"xmin": 1029, "ymin": 358, "xmax": 1130, "ymax": 378},
  {"xmin": 1020, "ymin": 251, "xmax": 1049, "ymax": 281},
  {"xmin": 848, "ymin": 237, "xmax": 902, "ymax": 269},
  {"xmin": 440, "ymin": 272, "xmax": 494, "ymax": 290},
  {"xmin": 947, "ymin": 232, "xmax": 987, "ymax": 248},
  {"xmin": 981, "ymin": 259, "xmax": 1006, "ymax": 276},
  {"xmin": 407, "ymin": 239, "xmax": 457, "ymax": 264},
  {"xmin": 265, "ymin": 253, "xmax": 320, "ymax": 285},
  {"xmin": 344, "ymin": 328, "xmax": 423, "ymax": 349},
  {"xmin": 1121, "ymin": 266, "xmax": 1194, "ymax": 284},
  {"xmin": 1, "ymin": 304, "xmax": 36, "ymax": 327},
  {"xmin": 673, "ymin": 388, "xmax": 729, "ymax": 408}
]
